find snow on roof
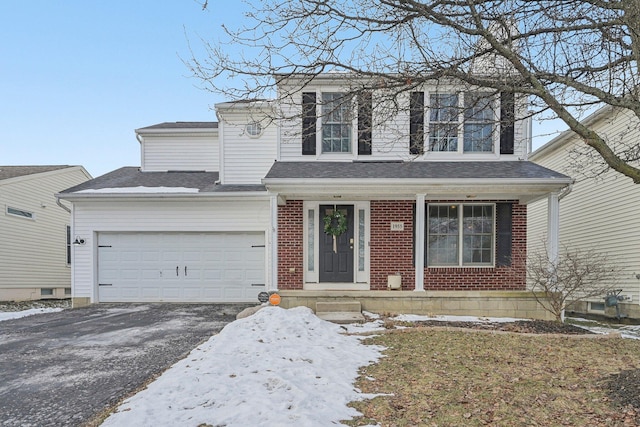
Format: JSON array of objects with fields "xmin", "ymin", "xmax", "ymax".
[{"xmin": 74, "ymin": 186, "xmax": 200, "ymax": 194}]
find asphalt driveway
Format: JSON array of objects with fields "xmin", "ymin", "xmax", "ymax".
[{"xmin": 0, "ymin": 303, "xmax": 251, "ymax": 427}]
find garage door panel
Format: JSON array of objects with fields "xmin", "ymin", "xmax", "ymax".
[{"xmin": 98, "ymin": 232, "xmax": 265, "ymax": 303}]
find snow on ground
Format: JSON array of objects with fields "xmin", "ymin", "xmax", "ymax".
[
  {"xmin": 3, "ymin": 304, "xmax": 640, "ymax": 426},
  {"xmin": 101, "ymin": 306, "xmax": 384, "ymax": 427},
  {"xmin": 0, "ymin": 307, "xmax": 62, "ymax": 322}
]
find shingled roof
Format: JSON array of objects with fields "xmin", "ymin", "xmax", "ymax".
[
  {"xmin": 60, "ymin": 167, "xmax": 265, "ymax": 195},
  {"xmin": 0, "ymin": 166, "xmax": 74, "ymax": 181},
  {"xmin": 264, "ymin": 161, "xmax": 570, "ymax": 181}
]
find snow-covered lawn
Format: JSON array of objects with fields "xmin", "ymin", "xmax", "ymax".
[{"xmin": 101, "ymin": 306, "xmax": 383, "ymax": 427}]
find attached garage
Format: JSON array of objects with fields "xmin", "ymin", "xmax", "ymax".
[{"xmin": 97, "ymin": 232, "xmax": 265, "ymax": 303}]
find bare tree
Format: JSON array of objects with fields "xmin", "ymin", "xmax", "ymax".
[
  {"xmin": 527, "ymin": 243, "xmax": 619, "ymax": 322},
  {"xmin": 189, "ymin": 0, "xmax": 640, "ymax": 181}
]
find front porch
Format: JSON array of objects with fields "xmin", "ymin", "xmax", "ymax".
[{"xmin": 278, "ymin": 289, "xmax": 556, "ymax": 321}]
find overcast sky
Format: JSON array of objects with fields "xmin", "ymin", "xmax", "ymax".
[{"xmin": 1, "ymin": 1, "xmax": 562, "ymax": 179}]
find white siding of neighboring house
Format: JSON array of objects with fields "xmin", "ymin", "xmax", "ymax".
[
  {"xmin": 70, "ymin": 198, "xmax": 271, "ymax": 302},
  {"xmin": 277, "ymin": 82, "xmax": 530, "ymax": 161},
  {"xmin": 528, "ymin": 108, "xmax": 640, "ymax": 308},
  {"xmin": 140, "ymin": 132, "xmax": 219, "ymax": 172},
  {"xmin": 0, "ymin": 167, "xmax": 91, "ymax": 300},
  {"xmin": 217, "ymin": 108, "xmax": 278, "ymax": 185}
]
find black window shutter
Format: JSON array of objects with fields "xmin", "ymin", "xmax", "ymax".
[
  {"xmin": 302, "ymin": 92, "xmax": 316, "ymax": 155},
  {"xmin": 358, "ymin": 92, "xmax": 372, "ymax": 155},
  {"xmin": 409, "ymin": 92, "xmax": 425, "ymax": 155},
  {"xmin": 500, "ymin": 92, "xmax": 515, "ymax": 155},
  {"xmin": 496, "ymin": 203, "xmax": 513, "ymax": 267}
]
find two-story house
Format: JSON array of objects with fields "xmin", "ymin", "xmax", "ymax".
[{"xmin": 59, "ymin": 74, "xmax": 571, "ymax": 319}]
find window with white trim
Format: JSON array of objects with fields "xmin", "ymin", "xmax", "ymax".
[
  {"xmin": 421, "ymin": 92, "xmax": 496, "ymax": 154},
  {"xmin": 427, "ymin": 203, "xmax": 494, "ymax": 266},
  {"xmin": 463, "ymin": 93, "xmax": 494, "ymax": 152},
  {"xmin": 428, "ymin": 94, "xmax": 459, "ymax": 152},
  {"xmin": 7, "ymin": 206, "xmax": 34, "ymax": 219},
  {"xmin": 321, "ymin": 92, "xmax": 352, "ymax": 153}
]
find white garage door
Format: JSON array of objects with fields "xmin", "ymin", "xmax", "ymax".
[{"xmin": 97, "ymin": 232, "xmax": 265, "ymax": 303}]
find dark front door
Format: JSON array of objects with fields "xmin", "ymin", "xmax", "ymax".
[{"xmin": 319, "ymin": 205, "xmax": 354, "ymax": 282}]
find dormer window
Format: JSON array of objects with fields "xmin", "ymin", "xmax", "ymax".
[{"xmin": 321, "ymin": 92, "xmax": 352, "ymax": 153}]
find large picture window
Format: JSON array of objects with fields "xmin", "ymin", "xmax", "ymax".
[
  {"xmin": 427, "ymin": 203, "xmax": 494, "ymax": 266},
  {"xmin": 321, "ymin": 92, "xmax": 352, "ymax": 153}
]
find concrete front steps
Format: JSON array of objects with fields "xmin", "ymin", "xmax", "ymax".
[{"xmin": 315, "ymin": 301, "xmax": 365, "ymax": 324}]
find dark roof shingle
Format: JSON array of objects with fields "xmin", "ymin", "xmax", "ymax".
[
  {"xmin": 60, "ymin": 167, "xmax": 265, "ymax": 194},
  {"xmin": 264, "ymin": 161, "xmax": 570, "ymax": 180},
  {"xmin": 0, "ymin": 166, "xmax": 73, "ymax": 181}
]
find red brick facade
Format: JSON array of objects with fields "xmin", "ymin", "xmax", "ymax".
[
  {"xmin": 277, "ymin": 200, "xmax": 304, "ymax": 289},
  {"xmin": 277, "ymin": 200, "xmax": 527, "ymax": 291}
]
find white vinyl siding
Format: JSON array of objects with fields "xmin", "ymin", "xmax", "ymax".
[
  {"xmin": 218, "ymin": 111, "xmax": 278, "ymax": 184},
  {"xmin": 70, "ymin": 198, "xmax": 271, "ymax": 302},
  {"xmin": 277, "ymin": 83, "xmax": 530, "ymax": 161},
  {"xmin": 0, "ymin": 167, "xmax": 90, "ymax": 293},
  {"xmin": 141, "ymin": 133, "xmax": 219, "ymax": 172},
  {"xmin": 528, "ymin": 107, "xmax": 640, "ymax": 302}
]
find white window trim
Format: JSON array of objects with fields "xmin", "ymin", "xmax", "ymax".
[
  {"xmin": 426, "ymin": 202, "xmax": 496, "ymax": 268},
  {"xmin": 423, "ymin": 92, "xmax": 500, "ymax": 159},
  {"xmin": 6, "ymin": 206, "xmax": 35, "ymax": 220},
  {"xmin": 312, "ymin": 89, "xmax": 358, "ymax": 159},
  {"xmin": 303, "ymin": 201, "xmax": 370, "ymax": 285},
  {"xmin": 244, "ymin": 121, "xmax": 264, "ymax": 138}
]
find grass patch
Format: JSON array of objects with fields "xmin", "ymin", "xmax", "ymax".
[{"xmin": 346, "ymin": 330, "xmax": 640, "ymax": 426}]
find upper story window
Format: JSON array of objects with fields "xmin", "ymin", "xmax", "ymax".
[
  {"xmin": 301, "ymin": 91, "xmax": 372, "ymax": 156},
  {"xmin": 321, "ymin": 92, "xmax": 352, "ymax": 153},
  {"xmin": 412, "ymin": 92, "xmax": 505, "ymax": 155},
  {"xmin": 464, "ymin": 93, "xmax": 494, "ymax": 152},
  {"xmin": 428, "ymin": 94, "xmax": 460, "ymax": 152}
]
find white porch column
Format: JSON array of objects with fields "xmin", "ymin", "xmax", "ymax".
[
  {"xmin": 414, "ymin": 194, "xmax": 425, "ymax": 291},
  {"xmin": 269, "ymin": 194, "xmax": 279, "ymax": 292},
  {"xmin": 547, "ymin": 192, "xmax": 560, "ymax": 265}
]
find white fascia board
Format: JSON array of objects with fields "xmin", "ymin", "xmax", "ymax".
[
  {"xmin": 215, "ymin": 100, "xmax": 273, "ymax": 111},
  {"xmin": 263, "ymin": 178, "xmax": 573, "ymax": 201},
  {"xmin": 135, "ymin": 128, "xmax": 219, "ymax": 137},
  {"xmin": 263, "ymin": 177, "xmax": 573, "ymax": 188}
]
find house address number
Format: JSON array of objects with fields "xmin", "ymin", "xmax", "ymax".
[{"xmin": 390, "ymin": 222, "xmax": 404, "ymax": 231}]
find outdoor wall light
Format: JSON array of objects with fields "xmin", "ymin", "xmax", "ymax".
[{"xmin": 73, "ymin": 236, "xmax": 86, "ymax": 245}]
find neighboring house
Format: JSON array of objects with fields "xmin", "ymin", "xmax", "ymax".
[
  {"xmin": 59, "ymin": 74, "xmax": 571, "ymax": 319},
  {"xmin": 528, "ymin": 106, "xmax": 640, "ymax": 320},
  {"xmin": 0, "ymin": 166, "xmax": 92, "ymax": 301}
]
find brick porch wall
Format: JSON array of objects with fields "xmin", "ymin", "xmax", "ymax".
[
  {"xmin": 370, "ymin": 201, "xmax": 416, "ymax": 290},
  {"xmin": 277, "ymin": 200, "xmax": 527, "ymax": 291},
  {"xmin": 278, "ymin": 200, "xmax": 304, "ymax": 289},
  {"xmin": 370, "ymin": 200, "xmax": 527, "ymax": 291}
]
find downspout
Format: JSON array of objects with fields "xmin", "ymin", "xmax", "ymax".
[
  {"xmin": 136, "ymin": 132, "xmax": 145, "ymax": 171},
  {"xmin": 56, "ymin": 196, "xmax": 71, "ymax": 213},
  {"xmin": 558, "ymin": 182, "xmax": 573, "ymax": 200}
]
